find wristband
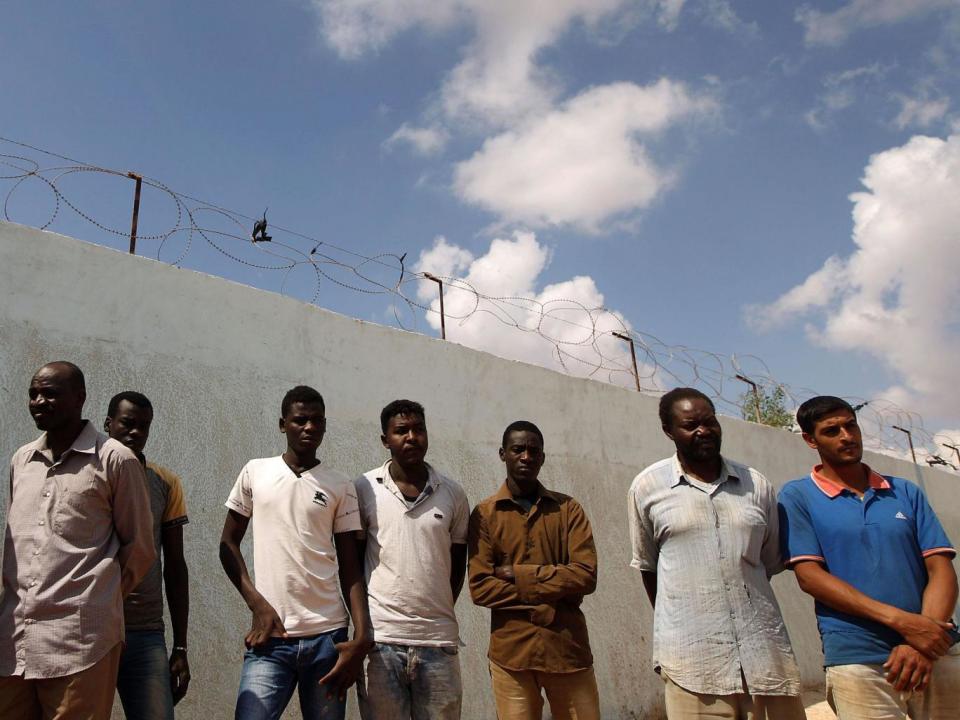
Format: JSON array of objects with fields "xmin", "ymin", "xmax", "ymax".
[{"xmin": 172, "ymin": 646, "xmax": 188, "ymax": 654}]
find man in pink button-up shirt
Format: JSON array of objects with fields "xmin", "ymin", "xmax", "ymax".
[{"xmin": 0, "ymin": 362, "xmax": 155, "ymax": 719}]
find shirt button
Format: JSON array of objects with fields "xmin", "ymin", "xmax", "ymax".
[
  {"xmin": 38, "ymin": 520, "xmax": 44, "ymax": 526},
  {"xmin": 24, "ymin": 619, "xmax": 33, "ymax": 625},
  {"xmin": 43, "ymin": 492, "xmax": 50, "ymax": 497}
]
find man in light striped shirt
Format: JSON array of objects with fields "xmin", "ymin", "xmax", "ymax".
[{"xmin": 628, "ymin": 387, "xmax": 804, "ymax": 719}]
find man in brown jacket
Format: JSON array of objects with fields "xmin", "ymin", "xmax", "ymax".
[{"xmin": 468, "ymin": 420, "xmax": 600, "ymax": 720}]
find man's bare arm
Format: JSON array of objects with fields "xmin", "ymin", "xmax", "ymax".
[
  {"xmin": 793, "ymin": 560, "xmax": 952, "ymax": 658},
  {"xmin": 450, "ymin": 543, "xmax": 467, "ymax": 601},
  {"xmin": 218, "ymin": 509, "xmax": 286, "ymax": 647},
  {"xmin": 162, "ymin": 525, "xmax": 190, "ymax": 704},
  {"xmin": 319, "ymin": 532, "xmax": 373, "ymax": 702},
  {"xmin": 640, "ymin": 571, "xmax": 657, "ymax": 608}
]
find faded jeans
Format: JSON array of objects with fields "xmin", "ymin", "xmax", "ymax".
[
  {"xmin": 825, "ymin": 645, "xmax": 960, "ymax": 720},
  {"xmin": 357, "ymin": 642, "xmax": 461, "ymax": 720},
  {"xmin": 117, "ymin": 630, "xmax": 175, "ymax": 720},
  {"xmin": 235, "ymin": 627, "xmax": 348, "ymax": 720}
]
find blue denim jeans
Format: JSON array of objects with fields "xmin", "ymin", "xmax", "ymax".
[
  {"xmin": 117, "ymin": 630, "xmax": 175, "ymax": 720},
  {"xmin": 358, "ymin": 642, "xmax": 461, "ymax": 720},
  {"xmin": 235, "ymin": 628, "xmax": 348, "ymax": 720}
]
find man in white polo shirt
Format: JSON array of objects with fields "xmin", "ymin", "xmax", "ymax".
[
  {"xmin": 355, "ymin": 399, "xmax": 470, "ymax": 720},
  {"xmin": 219, "ymin": 385, "xmax": 372, "ymax": 720}
]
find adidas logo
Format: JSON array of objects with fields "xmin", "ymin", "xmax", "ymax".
[{"xmin": 895, "ymin": 511, "xmax": 907, "ymax": 520}]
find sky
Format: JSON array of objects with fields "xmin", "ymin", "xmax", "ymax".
[{"xmin": 2, "ymin": 1, "xmax": 959, "ymax": 461}]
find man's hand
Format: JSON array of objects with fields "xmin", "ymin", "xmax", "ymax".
[
  {"xmin": 893, "ymin": 611, "xmax": 953, "ymax": 659},
  {"xmin": 494, "ymin": 565, "xmax": 515, "ymax": 582},
  {"xmin": 318, "ymin": 637, "xmax": 374, "ymax": 701},
  {"xmin": 169, "ymin": 648, "xmax": 191, "ymax": 705},
  {"xmin": 883, "ymin": 645, "xmax": 934, "ymax": 692},
  {"xmin": 245, "ymin": 600, "xmax": 287, "ymax": 648}
]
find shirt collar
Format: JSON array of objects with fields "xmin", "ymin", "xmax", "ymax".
[
  {"xmin": 810, "ymin": 464, "xmax": 891, "ymax": 498},
  {"xmin": 669, "ymin": 453, "xmax": 740, "ymax": 488},
  {"xmin": 375, "ymin": 458, "xmax": 441, "ymax": 493},
  {"xmin": 493, "ymin": 480, "xmax": 560, "ymax": 506},
  {"xmin": 30, "ymin": 420, "xmax": 99, "ymax": 463}
]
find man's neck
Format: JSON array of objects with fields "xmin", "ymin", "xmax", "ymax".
[
  {"xmin": 47, "ymin": 419, "xmax": 86, "ymax": 462},
  {"xmin": 389, "ymin": 459, "xmax": 428, "ymax": 492},
  {"xmin": 282, "ymin": 449, "xmax": 319, "ymax": 475},
  {"xmin": 506, "ymin": 477, "xmax": 539, "ymax": 499},
  {"xmin": 677, "ymin": 452, "xmax": 722, "ymax": 483},
  {"xmin": 818, "ymin": 460, "xmax": 869, "ymax": 494}
]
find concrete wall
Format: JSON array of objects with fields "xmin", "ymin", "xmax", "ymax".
[{"xmin": 1, "ymin": 221, "xmax": 957, "ymax": 719}]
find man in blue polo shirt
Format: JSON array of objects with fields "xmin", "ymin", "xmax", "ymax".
[{"xmin": 778, "ymin": 395, "xmax": 959, "ymax": 719}]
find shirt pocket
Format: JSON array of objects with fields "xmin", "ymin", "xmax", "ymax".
[
  {"xmin": 738, "ymin": 505, "xmax": 768, "ymax": 567},
  {"xmin": 54, "ymin": 474, "xmax": 105, "ymax": 544}
]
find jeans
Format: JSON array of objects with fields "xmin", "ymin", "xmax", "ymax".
[
  {"xmin": 117, "ymin": 630, "xmax": 175, "ymax": 720},
  {"xmin": 358, "ymin": 642, "xmax": 461, "ymax": 720},
  {"xmin": 235, "ymin": 627, "xmax": 348, "ymax": 720}
]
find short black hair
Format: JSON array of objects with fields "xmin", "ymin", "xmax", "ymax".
[
  {"xmin": 502, "ymin": 420, "xmax": 544, "ymax": 449},
  {"xmin": 281, "ymin": 385, "xmax": 325, "ymax": 417},
  {"xmin": 796, "ymin": 395, "xmax": 855, "ymax": 434},
  {"xmin": 659, "ymin": 387, "xmax": 715, "ymax": 428},
  {"xmin": 380, "ymin": 399, "xmax": 425, "ymax": 433},
  {"xmin": 40, "ymin": 360, "xmax": 86, "ymax": 393},
  {"xmin": 107, "ymin": 390, "xmax": 153, "ymax": 418}
]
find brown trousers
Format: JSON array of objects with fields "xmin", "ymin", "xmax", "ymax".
[
  {"xmin": 0, "ymin": 642, "xmax": 122, "ymax": 720},
  {"xmin": 489, "ymin": 661, "xmax": 601, "ymax": 720}
]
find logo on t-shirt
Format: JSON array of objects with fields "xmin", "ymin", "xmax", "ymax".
[
  {"xmin": 895, "ymin": 511, "xmax": 908, "ymax": 520},
  {"xmin": 313, "ymin": 490, "xmax": 328, "ymax": 507}
]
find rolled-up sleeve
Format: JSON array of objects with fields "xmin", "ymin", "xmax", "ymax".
[
  {"xmin": 629, "ymin": 477, "xmax": 657, "ymax": 572},
  {"xmin": 110, "ymin": 450, "xmax": 156, "ymax": 596}
]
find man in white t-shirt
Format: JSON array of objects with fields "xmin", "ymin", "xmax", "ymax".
[
  {"xmin": 354, "ymin": 399, "xmax": 470, "ymax": 720},
  {"xmin": 219, "ymin": 385, "xmax": 372, "ymax": 720}
]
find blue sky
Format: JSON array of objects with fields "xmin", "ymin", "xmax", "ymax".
[{"xmin": 2, "ymin": 1, "xmax": 959, "ymax": 457}]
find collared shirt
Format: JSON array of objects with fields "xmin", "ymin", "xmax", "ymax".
[
  {"xmin": 124, "ymin": 462, "xmax": 189, "ymax": 632},
  {"xmin": 468, "ymin": 481, "xmax": 597, "ymax": 673},
  {"xmin": 779, "ymin": 465, "xmax": 956, "ymax": 667},
  {"xmin": 0, "ymin": 421, "xmax": 155, "ymax": 678},
  {"xmin": 225, "ymin": 456, "xmax": 361, "ymax": 636},
  {"xmin": 628, "ymin": 455, "xmax": 800, "ymax": 696},
  {"xmin": 355, "ymin": 460, "xmax": 470, "ymax": 646}
]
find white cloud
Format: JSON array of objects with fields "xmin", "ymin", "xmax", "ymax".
[
  {"xmin": 314, "ymin": 0, "xmax": 631, "ymax": 126},
  {"xmin": 804, "ymin": 63, "xmax": 887, "ymax": 131},
  {"xmin": 453, "ymin": 79, "xmax": 715, "ymax": 230},
  {"xmin": 414, "ymin": 232, "xmax": 646, "ymax": 385},
  {"xmin": 893, "ymin": 93, "xmax": 951, "ymax": 130},
  {"xmin": 796, "ymin": 0, "xmax": 957, "ymax": 47},
  {"xmin": 383, "ymin": 124, "xmax": 450, "ymax": 156},
  {"xmin": 747, "ymin": 134, "xmax": 960, "ymax": 420},
  {"xmin": 656, "ymin": 0, "xmax": 687, "ymax": 30},
  {"xmin": 312, "ymin": 0, "xmax": 465, "ymax": 59}
]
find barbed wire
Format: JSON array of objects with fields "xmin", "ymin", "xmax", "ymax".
[{"xmin": 1, "ymin": 135, "xmax": 955, "ymax": 467}]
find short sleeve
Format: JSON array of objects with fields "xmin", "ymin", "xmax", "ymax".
[
  {"xmin": 777, "ymin": 483, "xmax": 825, "ymax": 567},
  {"xmin": 910, "ymin": 485, "xmax": 956, "ymax": 559},
  {"xmin": 150, "ymin": 464, "xmax": 189, "ymax": 527},
  {"xmin": 756, "ymin": 471, "xmax": 784, "ymax": 576},
  {"xmin": 628, "ymin": 477, "xmax": 658, "ymax": 572},
  {"xmin": 225, "ymin": 463, "xmax": 253, "ymax": 517},
  {"xmin": 353, "ymin": 476, "xmax": 369, "ymax": 538},
  {"xmin": 451, "ymin": 486, "xmax": 470, "ymax": 545},
  {"xmin": 333, "ymin": 481, "xmax": 362, "ymax": 534}
]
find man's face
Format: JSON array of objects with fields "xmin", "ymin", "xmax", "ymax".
[
  {"xmin": 500, "ymin": 430, "xmax": 545, "ymax": 485},
  {"xmin": 104, "ymin": 400, "xmax": 153, "ymax": 456},
  {"xmin": 804, "ymin": 410, "xmax": 862, "ymax": 466},
  {"xmin": 280, "ymin": 401, "xmax": 326, "ymax": 455},
  {"xmin": 664, "ymin": 397, "xmax": 722, "ymax": 462},
  {"xmin": 382, "ymin": 412, "xmax": 428, "ymax": 466},
  {"xmin": 28, "ymin": 366, "xmax": 85, "ymax": 432}
]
